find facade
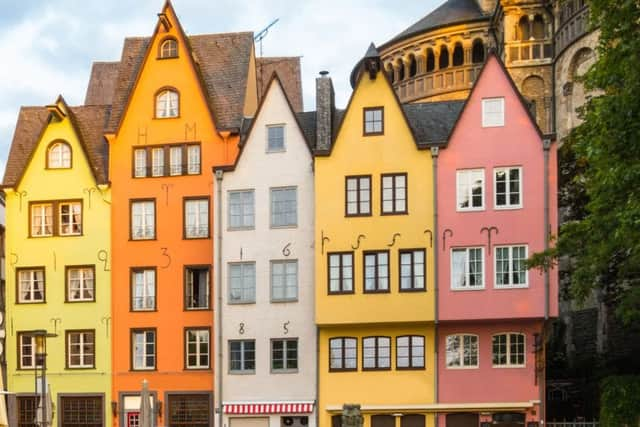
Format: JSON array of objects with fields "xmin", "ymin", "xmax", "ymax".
[
  {"xmin": 2, "ymin": 97, "xmax": 112, "ymax": 427},
  {"xmin": 435, "ymin": 53, "xmax": 557, "ymax": 426},
  {"xmin": 214, "ymin": 76, "xmax": 316, "ymax": 427}
]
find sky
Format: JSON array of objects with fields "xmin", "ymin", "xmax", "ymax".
[{"xmin": 0, "ymin": 0, "xmax": 440, "ymax": 178}]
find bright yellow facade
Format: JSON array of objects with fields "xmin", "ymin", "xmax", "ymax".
[
  {"xmin": 315, "ymin": 56, "xmax": 436, "ymax": 427},
  {"xmin": 5, "ymin": 99, "xmax": 112, "ymax": 426}
]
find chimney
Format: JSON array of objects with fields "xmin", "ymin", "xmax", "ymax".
[{"xmin": 316, "ymin": 71, "xmax": 335, "ymax": 153}]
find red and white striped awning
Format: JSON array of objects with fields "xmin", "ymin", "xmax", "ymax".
[{"xmin": 223, "ymin": 402, "xmax": 315, "ymax": 415}]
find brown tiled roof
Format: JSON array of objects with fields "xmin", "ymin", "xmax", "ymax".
[
  {"xmin": 104, "ymin": 32, "xmax": 255, "ymax": 133},
  {"xmin": 2, "ymin": 104, "xmax": 110, "ymax": 188},
  {"xmin": 84, "ymin": 61, "xmax": 120, "ymax": 106},
  {"xmin": 257, "ymin": 57, "xmax": 303, "ymax": 112}
]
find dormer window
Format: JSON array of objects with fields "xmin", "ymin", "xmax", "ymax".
[
  {"xmin": 156, "ymin": 89, "xmax": 179, "ymax": 118},
  {"xmin": 47, "ymin": 141, "xmax": 71, "ymax": 169},
  {"xmin": 160, "ymin": 38, "xmax": 178, "ymax": 59}
]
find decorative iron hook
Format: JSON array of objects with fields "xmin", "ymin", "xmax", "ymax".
[
  {"xmin": 50, "ymin": 318, "xmax": 62, "ymax": 335},
  {"xmin": 387, "ymin": 233, "xmax": 401, "ymax": 247},
  {"xmin": 351, "ymin": 234, "xmax": 366, "ymax": 250},
  {"xmin": 423, "ymin": 229, "xmax": 433, "ymax": 248},
  {"xmin": 442, "ymin": 229, "xmax": 453, "ymax": 251},
  {"xmin": 480, "ymin": 226, "xmax": 499, "ymax": 255},
  {"xmin": 321, "ymin": 230, "xmax": 330, "ymax": 254}
]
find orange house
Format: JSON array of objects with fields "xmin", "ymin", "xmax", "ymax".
[{"xmin": 102, "ymin": 2, "xmax": 257, "ymax": 425}]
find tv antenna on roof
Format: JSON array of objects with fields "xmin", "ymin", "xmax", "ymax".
[{"xmin": 255, "ymin": 18, "xmax": 280, "ymax": 58}]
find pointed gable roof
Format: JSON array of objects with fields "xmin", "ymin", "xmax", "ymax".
[
  {"xmin": 84, "ymin": 61, "xmax": 120, "ymax": 106},
  {"xmin": 257, "ymin": 57, "xmax": 303, "ymax": 113}
]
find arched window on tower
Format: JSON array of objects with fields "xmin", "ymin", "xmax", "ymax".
[
  {"xmin": 386, "ymin": 63, "xmax": 395, "ymax": 84},
  {"xmin": 426, "ymin": 49, "xmax": 435, "ymax": 72},
  {"xmin": 472, "ymin": 39, "xmax": 485, "ymax": 63},
  {"xmin": 452, "ymin": 43, "xmax": 464, "ymax": 66},
  {"xmin": 518, "ymin": 16, "xmax": 530, "ymax": 40},
  {"xmin": 532, "ymin": 15, "xmax": 546, "ymax": 39},
  {"xmin": 397, "ymin": 59, "xmax": 405, "ymax": 81},
  {"xmin": 439, "ymin": 46, "xmax": 449, "ymax": 69},
  {"xmin": 408, "ymin": 54, "xmax": 417, "ymax": 78}
]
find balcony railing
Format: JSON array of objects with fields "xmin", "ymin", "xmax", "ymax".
[
  {"xmin": 507, "ymin": 40, "xmax": 553, "ymax": 63},
  {"xmin": 555, "ymin": 6, "xmax": 591, "ymax": 56},
  {"xmin": 394, "ymin": 63, "xmax": 483, "ymax": 103}
]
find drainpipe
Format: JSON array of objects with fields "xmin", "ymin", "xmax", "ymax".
[
  {"xmin": 541, "ymin": 138, "xmax": 552, "ymax": 425},
  {"xmin": 315, "ymin": 325, "xmax": 320, "ymax": 427},
  {"xmin": 430, "ymin": 146, "xmax": 440, "ymax": 425},
  {"xmin": 215, "ymin": 168, "xmax": 224, "ymax": 427}
]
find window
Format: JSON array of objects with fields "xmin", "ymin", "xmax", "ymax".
[
  {"xmin": 399, "ymin": 249, "xmax": 426, "ymax": 291},
  {"xmin": 66, "ymin": 266, "xmax": 95, "ymax": 302},
  {"xmin": 229, "ymin": 340, "xmax": 255, "ymax": 373},
  {"xmin": 495, "ymin": 245, "xmax": 528, "ymax": 287},
  {"xmin": 345, "ymin": 175, "xmax": 371, "ymax": 216},
  {"xmin": 329, "ymin": 337, "xmax": 357, "ymax": 371},
  {"xmin": 396, "ymin": 335, "xmax": 425, "ymax": 369},
  {"xmin": 131, "ymin": 200, "xmax": 155, "ymax": 240},
  {"xmin": 187, "ymin": 145, "xmax": 201, "ymax": 174},
  {"xmin": 168, "ymin": 394, "xmax": 210, "ymax": 427},
  {"xmin": 446, "ymin": 334, "xmax": 479, "ymax": 368},
  {"xmin": 492, "ymin": 333, "xmax": 525, "ymax": 367},
  {"xmin": 30, "ymin": 201, "xmax": 82, "ymax": 237},
  {"xmin": 495, "ymin": 167, "xmax": 522, "ymax": 208},
  {"xmin": 328, "ymin": 252, "xmax": 354, "ymax": 294},
  {"xmin": 456, "ymin": 169, "xmax": 485, "ymax": 211},
  {"xmin": 59, "ymin": 201, "xmax": 82, "ymax": 235},
  {"xmin": 228, "ymin": 262, "xmax": 256, "ymax": 303},
  {"xmin": 170, "ymin": 146, "xmax": 182, "ymax": 175},
  {"xmin": 47, "ymin": 141, "xmax": 71, "ymax": 169},
  {"xmin": 482, "ymin": 97, "xmax": 505, "ymax": 127},
  {"xmin": 134, "ymin": 148, "xmax": 147, "ymax": 177},
  {"xmin": 267, "ymin": 125, "xmax": 285, "ymax": 152},
  {"xmin": 132, "ymin": 329, "xmax": 156, "ymax": 370},
  {"xmin": 131, "ymin": 268, "xmax": 156, "ymax": 311},
  {"xmin": 160, "ymin": 38, "xmax": 178, "ymax": 58},
  {"xmin": 363, "ymin": 251, "xmax": 389, "ymax": 293},
  {"xmin": 228, "ymin": 190, "xmax": 255, "ymax": 229},
  {"xmin": 156, "ymin": 89, "xmax": 179, "ymax": 118},
  {"xmin": 185, "ymin": 266, "xmax": 210, "ymax": 310},
  {"xmin": 362, "ymin": 336, "xmax": 391, "ymax": 370},
  {"xmin": 186, "ymin": 329, "xmax": 210, "ymax": 369},
  {"xmin": 31, "ymin": 203, "xmax": 53, "ymax": 236},
  {"xmin": 381, "ymin": 173, "xmax": 407, "ymax": 214},
  {"xmin": 66, "ymin": 330, "xmax": 95, "ymax": 368},
  {"xmin": 363, "ymin": 107, "xmax": 384, "ymax": 135},
  {"xmin": 18, "ymin": 333, "xmax": 43, "ymax": 369},
  {"xmin": 133, "ymin": 144, "xmax": 200, "ymax": 178},
  {"xmin": 271, "ymin": 187, "xmax": 297, "ymax": 227},
  {"xmin": 152, "ymin": 147, "xmax": 164, "ymax": 176},
  {"xmin": 60, "ymin": 396, "xmax": 103, "ymax": 427},
  {"xmin": 17, "ymin": 268, "xmax": 45, "ymax": 303},
  {"xmin": 451, "ymin": 248, "xmax": 484, "ymax": 289},
  {"xmin": 17, "ymin": 396, "xmax": 37, "ymax": 427},
  {"xmin": 184, "ymin": 198, "xmax": 209, "ymax": 238},
  {"xmin": 271, "ymin": 338, "xmax": 298, "ymax": 372},
  {"xmin": 271, "ymin": 260, "xmax": 298, "ymax": 302}
]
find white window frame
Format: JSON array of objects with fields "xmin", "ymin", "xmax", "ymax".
[
  {"xmin": 446, "ymin": 334, "xmax": 479, "ymax": 369},
  {"xmin": 169, "ymin": 146, "xmax": 183, "ymax": 176},
  {"xmin": 228, "ymin": 190, "xmax": 255, "ymax": 230},
  {"xmin": 156, "ymin": 89, "xmax": 179, "ymax": 118},
  {"xmin": 48, "ymin": 142, "xmax": 71, "ymax": 168},
  {"xmin": 228, "ymin": 262, "xmax": 256, "ymax": 304},
  {"xmin": 229, "ymin": 339, "xmax": 255, "ymax": 374},
  {"xmin": 187, "ymin": 145, "xmax": 201, "ymax": 175},
  {"xmin": 17, "ymin": 268, "xmax": 45, "ymax": 303},
  {"xmin": 494, "ymin": 166, "xmax": 523, "ymax": 209},
  {"xmin": 451, "ymin": 247, "xmax": 485, "ymax": 290},
  {"xmin": 59, "ymin": 201, "xmax": 82, "ymax": 236},
  {"xmin": 266, "ymin": 124, "xmax": 285, "ymax": 152},
  {"xmin": 31, "ymin": 203, "xmax": 53, "ymax": 237},
  {"xmin": 184, "ymin": 198, "xmax": 209, "ymax": 238},
  {"xmin": 67, "ymin": 330, "xmax": 95, "ymax": 369},
  {"xmin": 456, "ymin": 169, "xmax": 485, "ymax": 211},
  {"xmin": 134, "ymin": 149, "xmax": 147, "ymax": 178},
  {"xmin": 131, "ymin": 200, "xmax": 155, "ymax": 240},
  {"xmin": 19, "ymin": 334, "xmax": 44, "ymax": 369},
  {"xmin": 492, "ymin": 332, "xmax": 526, "ymax": 367},
  {"xmin": 185, "ymin": 266, "xmax": 210, "ymax": 310},
  {"xmin": 271, "ymin": 338, "xmax": 298, "ymax": 373},
  {"xmin": 270, "ymin": 260, "xmax": 298, "ymax": 302},
  {"xmin": 160, "ymin": 38, "xmax": 178, "ymax": 58},
  {"xmin": 482, "ymin": 97, "xmax": 505, "ymax": 127},
  {"xmin": 186, "ymin": 329, "xmax": 210, "ymax": 369},
  {"xmin": 132, "ymin": 269, "xmax": 156, "ymax": 311},
  {"xmin": 151, "ymin": 147, "xmax": 164, "ymax": 177},
  {"xmin": 494, "ymin": 245, "xmax": 528, "ymax": 288},
  {"xmin": 67, "ymin": 266, "xmax": 95, "ymax": 302},
  {"xmin": 270, "ymin": 186, "xmax": 297, "ymax": 228},
  {"xmin": 132, "ymin": 330, "xmax": 156, "ymax": 370}
]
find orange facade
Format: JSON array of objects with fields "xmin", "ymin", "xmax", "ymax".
[{"xmin": 106, "ymin": 3, "xmax": 243, "ymax": 425}]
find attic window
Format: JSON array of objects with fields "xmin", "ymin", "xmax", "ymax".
[
  {"xmin": 156, "ymin": 89, "xmax": 179, "ymax": 118},
  {"xmin": 47, "ymin": 141, "xmax": 72, "ymax": 169},
  {"xmin": 160, "ymin": 38, "xmax": 178, "ymax": 59},
  {"xmin": 363, "ymin": 107, "xmax": 384, "ymax": 136},
  {"xmin": 482, "ymin": 98, "xmax": 505, "ymax": 127}
]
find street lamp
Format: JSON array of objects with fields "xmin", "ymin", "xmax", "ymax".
[{"xmin": 26, "ymin": 330, "xmax": 57, "ymax": 427}]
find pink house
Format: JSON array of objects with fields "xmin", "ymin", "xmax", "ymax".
[{"xmin": 435, "ymin": 52, "xmax": 557, "ymax": 427}]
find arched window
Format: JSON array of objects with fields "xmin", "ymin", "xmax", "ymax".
[
  {"xmin": 47, "ymin": 141, "xmax": 72, "ymax": 169},
  {"xmin": 408, "ymin": 55, "xmax": 417, "ymax": 78},
  {"xmin": 156, "ymin": 89, "xmax": 179, "ymax": 118},
  {"xmin": 532, "ymin": 15, "xmax": 545, "ymax": 39},
  {"xmin": 426, "ymin": 49, "xmax": 435, "ymax": 72},
  {"xmin": 159, "ymin": 38, "xmax": 178, "ymax": 58},
  {"xmin": 386, "ymin": 63, "xmax": 395, "ymax": 84},
  {"xmin": 397, "ymin": 59, "xmax": 405, "ymax": 81},
  {"xmin": 472, "ymin": 39, "xmax": 485, "ymax": 63},
  {"xmin": 452, "ymin": 43, "xmax": 464, "ymax": 66},
  {"xmin": 439, "ymin": 46, "xmax": 449, "ymax": 69},
  {"xmin": 518, "ymin": 16, "xmax": 530, "ymax": 40}
]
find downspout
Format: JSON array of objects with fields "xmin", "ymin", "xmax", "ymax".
[
  {"xmin": 215, "ymin": 168, "xmax": 224, "ymax": 427},
  {"xmin": 430, "ymin": 146, "xmax": 440, "ymax": 425},
  {"xmin": 315, "ymin": 325, "xmax": 320, "ymax": 427},
  {"xmin": 541, "ymin": 138, "xmax": 552, "ymax": 425}
]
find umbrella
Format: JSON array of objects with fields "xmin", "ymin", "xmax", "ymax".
[{"xmin": 139, "ymin": 380, "xmax": 153, "ymax": 427}]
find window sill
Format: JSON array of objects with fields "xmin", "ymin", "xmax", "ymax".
[
  {"xmin": 185, "ymin": 307, "xmax": 212, "ymax": 311},
  {"xmin": 227, "ymin": 226, "xmax": 255, "ymax": 232},
  {"xmin": 494, "ymin": 205, "xmax": 523, "ymax": 210},
  {"xmin": 227, "ymin": 300, "xmax": 256, "ymax": 305},
  {"xmin": 65, "ymin": 299, "xmax": 97, "ymax": 304},
  {"xmin": 131, "ymin": 367, "xmax": 157, "ymax": 372},
  {"xmin": 130, "ymin": 238, "xmax": 157, "ymax": 242},
  {"xmin": 270, "ymin": 224, "xmax": 298, "ymax": 230},
  {"xmin": 271, "ymin": 369, "xmax": 299, "ymax": 374},
  {"xmin": 66, "ymin": 366, "xmax": 96, "ymax": 370},
  {"xmin": 229, "ymin": 370, "xmax": 255, "ymax": 375},
  {"xmin": 399, "ymin": 288, "xmax": 427, "ymax": 293},
  {"xmin": 184, "ymin": 235, "xmax": 211, "ymax": 240},
  {"xmin": 185, "ymin": 366, "xmax": 212, "ymax": 371},
  {"xmin": 329, "ymin": 368, "xmax": 358, "ymax": 373},
  {"xmin": 131, "ymin": 308, "xmax": 157, "ymax": 312},
  {"xmin": 265, "ymin": 149, "xmax": 286, "ymax": 154},
  {"xmin": 451, "ymin": 287, "xmax": 485, "ymax": 292},
  {"xmin": 492, "ymin": 364, "xmax": 526, "ymax": 369},
  {"xmin": 363, "ymin": 289, "xmax": 391, "ymax": 294},
  {"xmin": 380, "ymin": 211, "xmax": 409, "ymax": 216},
  {"xmin": 328, "ymin": 291, "xmax": 355, "ymax": 295},
  {"xmin": 16, "ymin": 301, "xmax": 46, "ymax": 304},
  {"xmin": 345, "ymin": 213, "xmax": 372, "ymax": 218},
  {"xmin": 271, "ymin": 298, "xmax": 299, "ymax": 303},
  {"xmin": 456, "ymin": 207, "xmax": 485, "ymax": 213},
  {"xmin": 494, "ymin": 284, "xmax": 529, "ymax": 289},
  {"xmin": 396, "ymin": 366, "xmax": 426, "ymax": 371},
  {"xmin": 446, "ymin": 365, "xmax": 479, "ymax": 370}
]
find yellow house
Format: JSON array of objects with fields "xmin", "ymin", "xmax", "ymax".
[
  {"xmin": 2, "ymin": 97, "xmax": 112, "ymax": 427},
  {"xmin": 314, "ymin": 45, "xmax": 438, "ymax": 427}
]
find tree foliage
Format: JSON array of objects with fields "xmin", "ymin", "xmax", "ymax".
[
  {"xmin": 600, "ymin": 375, "xmax": 640, "ymax": 426},
  {"xmin": 529, "ymin": 0, "xmax": 640, "ymax": 324}
]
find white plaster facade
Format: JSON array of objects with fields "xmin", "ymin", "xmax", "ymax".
[{"xmin": 214, "ymin": 78, "xmax": 316, "ymax": 427}]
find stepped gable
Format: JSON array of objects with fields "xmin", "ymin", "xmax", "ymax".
[
  {"xmin": 384, "ymin": 0, "xmax": 488, "ymax": 46},
  {"xmin": 403, "ymin": 100, "xmax": 465, "ymax": 146},
  {"xmin": 257, "ymin": 57, "xmax": 303, "ymax": 113},
  {"xmin": 84, "ymin": 61, "xmax": 120, "ymax": 106},
  {"xmin": 104, "ymin": 31, "xmax": 255, "ymax": 133}
]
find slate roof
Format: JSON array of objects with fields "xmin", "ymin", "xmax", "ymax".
[
  {"xmin": 384, "ymin": 0, "xmax": 488, "ymax": 46},
  {"xmin": 257, "ymin": 57, "xmax": 303, "ymax": 113},
  {"xmin": 402, "ymin": 101, "xmax": 466, "ymax": 146},
  {"xmin": 84, "ymin": 61, "xmax": 120, "ymax": 106}
]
